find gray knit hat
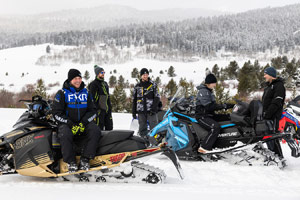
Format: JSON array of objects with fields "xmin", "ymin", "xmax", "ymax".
[{"xmin": 94, "ymin": 65, "xmax": 104, "ymax": 76}]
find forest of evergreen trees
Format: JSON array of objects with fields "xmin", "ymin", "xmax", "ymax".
[{"xmin": 1, "ymin": 4, "xmax": 300, "ymax": 59}]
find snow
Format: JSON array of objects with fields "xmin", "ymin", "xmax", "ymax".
[
  {"xmin": 0, "ymin": 108, "xmax": 300, "ymax": 200},
  {"xmin": 0, "ymin": 44, "xmax": 270, "ymax": 96}
]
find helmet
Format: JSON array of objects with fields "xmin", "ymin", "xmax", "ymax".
[{"xmin": 29, "ymin": 96, "xmax": 49, "ymax": 119}]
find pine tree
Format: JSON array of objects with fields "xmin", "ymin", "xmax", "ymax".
[
  {"xmin": 155, "ymin": 76, "xmax": 161, "ymax": 87},
  {"xmin": 167, "ymin": 66, "xmax": 176, "ymax": 77},
  {"xmin": 179, "ymin": 78, "xmax": 190, "ymax": 97},
  {"xmin": 34, "ymin": 79, "xmax": 47, "ymax": 99},
  {"xmin": 165, "ymin": 78, "xmax": 177, "ymax": 97},
  {"xmin": 131, "ymin": 68, "xmax": 139, "ymax": 78},
  {"xmin": 83, "ymin": 70, "xmax": 90, "ymax": 82},
  {"xmin": 238, "ymin": 61, "xmax": 258, "ymax": 97},
  {"xmin": 46, "ymin": 45, "xmax": 51, "ymax": 54},
  {"xmin": 226, "ymin": 61, "xmax": 239, "ymax": 79},
  {"xmin": 118, "ymin": 75, "xmax": 125, "ymax": 86},
  {"xmin": 212, "ymin": 64, "xmax": 220, "ymax": 78},
  {"xmin": 109, "ymin": 75, "xmax": 117, "ymax": 87},
  {"xmin": 110, "ymin": 83, "xmax": 127, "ymax": 112}
]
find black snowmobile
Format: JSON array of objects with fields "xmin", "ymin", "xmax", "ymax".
[
  {"xmin": 0, "ymin": 96, "xmax": 183, "ymax": 183},
  {"xmin": 149, "ymin": 87, "xmax": 300, "ymax": 168}
]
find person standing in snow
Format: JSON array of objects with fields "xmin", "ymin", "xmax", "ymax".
[
  {"xmin": 89, "ymin": 65, "xmax": 113, "ymax": 131},
  {"xmin": 132, "ymin": 68, "xmax": 160, "ymax": 142},
  {"xmin": 196, "ymin": 74, "xmax": 234, "ymax": 154},
  {"xmin": 52, "ymin": 69, "xmax": 101, "ymax": 173},
  {"xmin": 262, "ymin": 66, "xmax": 286, "ymax": 158}
]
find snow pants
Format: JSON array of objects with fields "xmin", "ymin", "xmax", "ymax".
[
  {"xmin": 97, "ymin": 110, "xmax": 113, "ymax": 131},
  {"xmin": 138, "ymin": 113, "xmax": 158, "ymax": 139},
  {"xmin": 197, "ymin": 114, "xmax": 230, "ymax": 150},
  {"xmin": 58, "ymin": 122, "xmax": 101, "ymax": 164}
]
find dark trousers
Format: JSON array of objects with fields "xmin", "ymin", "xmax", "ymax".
[
  {"xmin": 138, "ymin": 113, "xmax": 158, "ymax": 138},
  {"xmin": 197, "ymin": 114, "xmax": 230, "ymax": 150},
  {"xmin": 266, "ymin": 119, "xmax": 283, "ymax": 158},
  {"xmin": 58, "ymin": 122, "xmax": 101, "ymax": 164},
  {"xmin": 97, "ymin": 110, "xmax": 113, "ymax": 131}
]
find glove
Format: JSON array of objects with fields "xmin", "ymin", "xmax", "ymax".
[
  {"xmin": 71, "ymin": 125, "xmax": 80, "ymax": 135},
  {"xmin": 71, "ymin": 123, "xmax": 85, "ymax": 135},
  {"xmin": 132, "ymin": 113, "xmax": 137, "ymax": 119},
  {"xmin": 78, "ymin": 122, "xmax": 85, "ymax": 133}
]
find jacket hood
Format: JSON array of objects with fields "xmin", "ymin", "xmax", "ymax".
[{"xmin": 197, "ymin": 84, "xmax": 208, "ymax": 90}]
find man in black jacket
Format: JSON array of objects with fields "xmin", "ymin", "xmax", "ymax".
[
  {"xmin": 196, "ymin": 74, "xmax": 234, "ymax": 154},
  {"xmin": 132, "ymin": 68, "xmax": 160, "ymax": 141},
  {"xmin": 89, "ymin": 65, "xmax": 113, "ymax": 130},
  {"xmin": 52, "ymin": 69, "xmax": 101, "ymax": 173},
  {"xmin": 262, "ymin": 66, "xmax": 286, "ymax": 158}
]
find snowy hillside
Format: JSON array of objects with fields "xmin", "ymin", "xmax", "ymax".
[
  {"xmin": 0, "ymin": 108, "xmax": 300, "ymax": 200},
  {"xmin": 0, "ymin": 44, "xmax": 268, "ymax": 96}
]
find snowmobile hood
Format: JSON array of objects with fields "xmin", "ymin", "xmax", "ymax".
[{"xmin": 62, "ymin": 79, "xmax": 85, "ymax": 92}]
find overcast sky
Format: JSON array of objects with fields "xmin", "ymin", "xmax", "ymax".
[{"xmin": 0, "ymin": 0, "xmax": 299, "ymax": 15}]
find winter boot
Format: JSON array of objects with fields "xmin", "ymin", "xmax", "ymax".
[
  {"xmin": 79, "ymin": 157, "xmax": 90, "ymax": 171},
  {"xmin": 67, "ymin": 161, "xmax": 78, "ymax": 173},
  {"xmin": 198, "ymin": 146, "xmax": 211, "ymax": 154}
]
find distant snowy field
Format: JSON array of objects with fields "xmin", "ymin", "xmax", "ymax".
[
  {"xmin": 0, "ymin": 44, "xmax": 275, "ymax": 96},
  {"xmin": 0, "ymin": 108, "xmax": 300, "ymax": 200}
]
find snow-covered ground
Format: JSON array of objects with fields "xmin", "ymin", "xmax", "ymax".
[
  {"xmin": 0, "ymin": 108, "xmax": 300, "ymax": 200},
  {"xmin": 0, "ymin": 44, "xmax": 273, "ymax": 96}
]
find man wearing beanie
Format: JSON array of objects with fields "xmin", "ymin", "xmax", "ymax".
[
  {"xmin": 132, "ymin": 68, "xmax": 160, "ymax": 143},
  {"xmin": 262, "ymin": 66, "xmax": 286, "ymax": 159},
  {"xmin": 196, "ymin": 73, "xmax": 234, "ymax": 154},
  {"xmin": 52, "ymin": 69, "xmax": 101, "ymax": 173},
  {"xmin": 89, "ymin": 65, "xmax": 113, "ymax": 130}
]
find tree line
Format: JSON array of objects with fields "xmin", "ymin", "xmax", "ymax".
[{"xmin": 1, "ymin": 4, "xmax": 300, "ymax": 60}]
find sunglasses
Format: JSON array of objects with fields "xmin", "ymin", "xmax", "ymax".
[{"xmin": 100, "ymin": 71, "xmax": 105, "ymax": 74}]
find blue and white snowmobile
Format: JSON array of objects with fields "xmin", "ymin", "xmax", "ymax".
[{"xmin": 148, "ymin": 87, "xmax": 300, "ymax": 168}]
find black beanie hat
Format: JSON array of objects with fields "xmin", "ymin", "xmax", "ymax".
[
  {"xmin": 68, "ymin": 69, "xmax": 82, "ymax": 82},
  {"xmin": 140, "ymin": 68, "xmax": 149, "ymax": 76},
  {"xmin": 205, "ymin": 74, "xmax": 217, "ymax": 84}
]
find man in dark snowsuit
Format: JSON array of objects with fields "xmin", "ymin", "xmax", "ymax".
[
  {"xmin": 52, "ymin": 69, "xmax": 101, "ymax": 173},
  {"xmin": 196, "ymin": 74, "xmax": 234, "ymax": 153},
  {"xmin": 132, "ymin": 68, "xmax": 160, "ymax": 141},
  {"xmin": 262, "ymin": 66, "xmax": 286, "ymax": 158},
  {"xmin": 89, "ymin": 65, "xmax": 113, "ymax": 130}
]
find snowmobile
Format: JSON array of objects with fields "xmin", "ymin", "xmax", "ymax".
[
  {"xmin": 278, "ymin": 95, "xmax": 300, "ymax": 143},
  {"xmin": 148, "ymin": 87, "xmax": 300, "ymax": 168},
  {"xmin": 0, "ymin": 96, "xmax": 183, "ymax": 183}
]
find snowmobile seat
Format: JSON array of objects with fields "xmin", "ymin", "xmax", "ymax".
[
  {"xmin": 98, "ymin": 130, "xmax": 135, "ymax": 147},
  {"xmin": 230, "ymin": 113, "xmax": 252, "ymax": 127}
]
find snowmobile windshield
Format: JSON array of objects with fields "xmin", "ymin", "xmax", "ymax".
[
  {"xmin": 169, "ymin": 87, "xmax": 186, "ymax": 109},
  {"xmin": 290, "ymin": 95, "xmax": 300, "ymax": 108}
]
